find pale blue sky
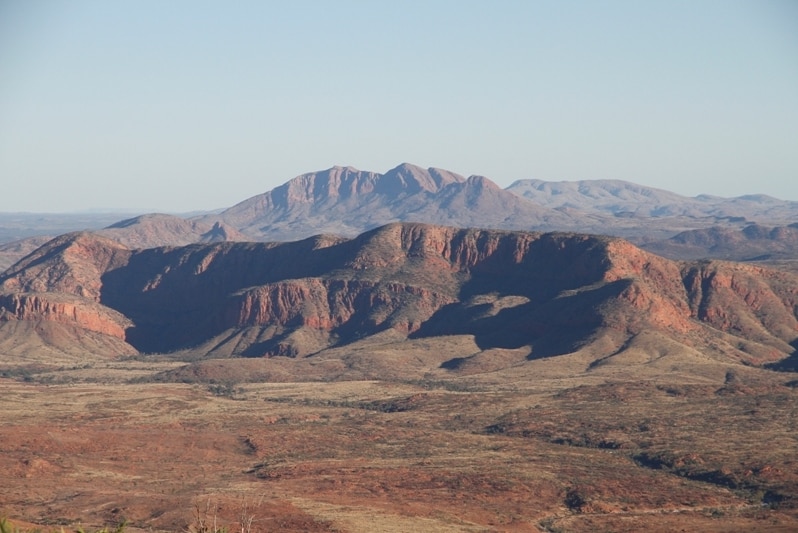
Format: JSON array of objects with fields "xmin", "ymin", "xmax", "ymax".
[{"xmin": 1, "ymin": 0, "xmax": 796, "ymax": 212}]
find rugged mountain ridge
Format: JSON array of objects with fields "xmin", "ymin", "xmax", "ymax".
[
  {"xmin": 197, "ymin": 164, "xmax": 798, "ymax": 248},
  {"xmin": 210, "ymin": 163, "xmax": 579, "ymax": 241},
  {"xmin": 5, "ymin": 164, "xmax": 798, "ymax": 272},
  {"xmin": 642, "ymin": 223, "xmax": 798, "ymax": 261},
  {"xmin": 0, "ymin": 214, "xmax": 247, "ymax": 275},
  {"xmin": 101, "ymin": 213, "xmax": 248, "ymax": 248},
  {"xmin": 0, "ymin": 223, "xmax": 796, "ymax": 372},
  {"xmin": 506, "ymin": 178, "xmax": 798, "ymax": 222}
]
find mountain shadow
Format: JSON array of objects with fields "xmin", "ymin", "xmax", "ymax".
[
  {"xmin": 414, "ymin": 279, "xmax": 629, "ymax": 357},
  {"xmin": 765, "ymin": 339, "xmax": 798, "ymax": 372}
]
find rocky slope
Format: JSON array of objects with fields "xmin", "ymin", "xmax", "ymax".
[
  {"xmin": 0, "ymin": 232, "xmax": 131, "ymax": 300},
  {"xmin": 100, "ymin": 213, "xmax": 248, "ymax": 248},
  {"xmin": 0, "ymin": 236, "xmax": 52, "ymax": 273},
  {"xmin": 0, "ymin": 223, "xmax": 796, "ymax": 371}
]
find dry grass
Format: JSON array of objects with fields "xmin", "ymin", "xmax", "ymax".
[{"xmin": 1, "ymin": 342, "xmax": 798, "ymax": 532}]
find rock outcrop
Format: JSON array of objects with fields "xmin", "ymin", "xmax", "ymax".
[
  {"xmin": 227, "ymin": 279, "xmax": 452, "ymax": 334},
  {"xmin": 0, "ymin": 292, "xmax": 131, "ymax": 339}
]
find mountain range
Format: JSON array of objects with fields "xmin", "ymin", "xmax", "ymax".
[
  {"xmin": 0, "ymin": 163, "xmax": 797, "ymax": 373},
  {"xmin": 1, "ymin": 222, "xmax": 796, "ymax": 379},
  {"xmin": 204, "ymin": 163, "xmax": 579, "ymax": 242},
  {"xmin": 506, "ymin": 178, "xmax": 798, "ymax": 221},
  {"xmin": 642, "ymin": 223, "xmax": 798, "ymax": 261},
  {"xmin": 3, "ymin": 163, "xmax": 798, "ymax": 272},
  {"xmin": 206, "ymin": 163, "xmax": 798, "ymax": 243}
]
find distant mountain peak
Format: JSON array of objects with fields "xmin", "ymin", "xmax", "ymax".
[
  {"xmin": 213, "ymin": 163, "xmax": 550, "ymax": 241},
  {"xmin": 106, "ymin": 213, "xmax": 172, "ymax": 229},
  {"xmin": 464, "ymin": 175, "xmax": 500, "ymax": 190},
  {"xmin": 381, "ymin": 163, "xmax": 464, "ymax": 194},
  {"xmin": 264, "ymin": 163, "xmax": 468, "ymax": 206}
]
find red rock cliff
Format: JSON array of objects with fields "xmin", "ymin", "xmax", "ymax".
[
  {"xmin": 226, "ymin": 278, "xmax": 453, "ymax": 334},
  {"xmin": 0, "ymin": 292, "xmax": 131, "ymax": 339}
]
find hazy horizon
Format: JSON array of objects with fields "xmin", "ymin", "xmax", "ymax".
[{"xmin": 2, "ymin": 1, "xmax": 797, "ymax": 212}]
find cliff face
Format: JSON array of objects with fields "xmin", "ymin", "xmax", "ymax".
[
  {"xmin": 0, "ymin": 293, "xmax": 131, "ymax": 339},
  {"xmin": 681, "ymin": 261, "xmax": 798, "ymax": 349},
  {"xmin": 226, "ymin": 279, "xmax": 453, "ymax": 334},
  {"xmin": 0, "ymin": 222, "xmax": 796, "ymax": 367},
  {"xmin": 600, "ymin": 240, "xmax": 698, "ymax": 334},
  {"xmin": 599, "ymin": 240, "xmax": 798, "ymax": 363}
]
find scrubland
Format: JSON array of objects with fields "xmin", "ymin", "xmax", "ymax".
[{"xmin": 2, "ymin": 343, "xmax": 797, "ymax": 533}]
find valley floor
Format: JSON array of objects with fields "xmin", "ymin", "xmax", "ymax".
[{"xmin": 1, "ymin": 354, "xmax": 798, "ymax": 532}]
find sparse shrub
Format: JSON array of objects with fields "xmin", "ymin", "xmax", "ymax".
[
  {"xmin": 77, "ymin": 523, "xmax": 127, "ymax": 533},
  {"xmin": 208, "ymin": 382, "xmax": 243, "ymax": 399},
  {"xmin": 760, "ymin": 489, "xmax": 787, "ymax": 509},
  {"xmin": 407, "ymin": 378, "xmax": 482, "ymax": 392},
  {"xmin": 538, "ymin": 517, "xmax": 567, "ymax": 533},
  {"xmin": 0, "ymin": 518, "xmax": 127, "ymax": 533},
  {"xmin": 564, "ymin": 486, "xmax": 589, "ymax": 512},
  {"xmin": 0, "ymin": 366, "xmax": 36, "ymax": 381}
]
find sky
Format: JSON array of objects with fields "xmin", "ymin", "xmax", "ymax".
[{"xmin": 0, "ymin": 0, "xmax": 797, "ymax": 213}]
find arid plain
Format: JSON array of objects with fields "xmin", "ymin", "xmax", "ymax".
[{"xmin": 2, "ymin": 341, "xmax": 798, "ymax": 532}]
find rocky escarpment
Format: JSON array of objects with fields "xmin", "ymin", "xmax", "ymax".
[
  {"xmin": 0, "ymin": 214, "xmax": 249, "ymax": 279},
  {"xmin": 0, "ymin": 292, "xmax": 131, "ymax": 339},
  {"xmin": 227, "ymin": 279, "xmax": 452, "ymax": 333},
  {"xmin": 0, "ymin": 291, "xmax": 137, "ymax": 359},
  {"xmin": 682, "ymin": 261, "xmax": 798, "ymax": 352},
  {"xmin": 0, "ymin": 222, "xmax": 796, "ymax": 368}
]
